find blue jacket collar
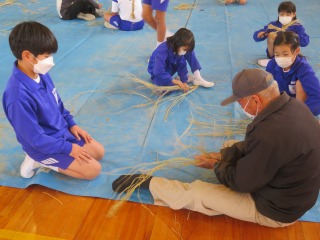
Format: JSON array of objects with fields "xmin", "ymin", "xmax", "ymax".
[{"xmin": 12, "ymin": 61, "xmax": 45, "ymax": 91}]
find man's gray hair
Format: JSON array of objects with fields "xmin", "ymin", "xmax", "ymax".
[{"xmin": 257, "ymin": 80, "xmax": 280, "ymax": 99}]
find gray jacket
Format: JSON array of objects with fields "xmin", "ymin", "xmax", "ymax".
[{"xmin": 215, "ymin": 92, "xmax": 320, "ymax": 223}]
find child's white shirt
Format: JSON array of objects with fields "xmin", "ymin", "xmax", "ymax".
[
  {"xmin": 56, "ymin": 0, "xmax": 62, "ymax": 18},
  {"xmin": 112, "ymin": 0, "xmax": 143, "ymax": 22}
]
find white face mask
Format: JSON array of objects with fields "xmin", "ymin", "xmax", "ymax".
[
  {"xmin": 279, "ymin": 16, "xmax": 292, "ymax": 25},
  {"xmin": 178, "ymin": 49, "xmax": 187, "ymax": 56},
  {"xmin": 242, "ymin": 97, "xmax": 259, "ymax": 120},
  {"xmin": 31, "ymin": 56, "xmax": 55, "ymax": 74},
  {"xmin": 275, "ymin": 57, "xmax": 293, "ymax": 69}
]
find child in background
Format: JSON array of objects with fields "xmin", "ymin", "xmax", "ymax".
[
  {"xmin": 148, "ymin": 28, "xmax": 214, "ymax": 91},
  {"xmin": 266, "ymin": 31, "xmax": 320, "ymax": 116},
  {"xmin": 3, "ymin": 21, "xmax": 105, "ymax": 179},
  {"xmin": 225, "ymin": 0, "xmax": 246, "ymax": 5},
  {"xmin": 57, "ymin": 0, "xmax": 104, "ymax": 21},
  {"xmin": 103, "ymin": 0, "xmax": 144, "ymax": 31},
  {"xmin": 253, "ymin": 1, "xmax": 309, "ymax": 67}
]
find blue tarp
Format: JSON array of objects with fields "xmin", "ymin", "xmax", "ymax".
[{"xmin": 0, "ymin": 0, "xmax": 319, "ymax": 222}]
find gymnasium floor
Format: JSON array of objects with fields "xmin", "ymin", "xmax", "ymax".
[{"xmin": 0, "ymin": 0, "xmax": 319, "ymax": 224}]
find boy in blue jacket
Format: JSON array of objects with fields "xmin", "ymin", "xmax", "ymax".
[
  {"xmin": 2, "ymin": 21, "xmax": 105, "ymax": 179},
  {"xmin": 266, "ymin": 31, "xmax": 320, "ymax": 116}
]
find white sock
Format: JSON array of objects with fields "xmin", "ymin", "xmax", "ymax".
[
  {"xmin": 193, "ymin": 70, "xmax": 215, "ymax": 88},
  {"xmin": 156, "ymin": 41, "xmax": 164, "ymax": 47},
  {"xmin": 20, "ymin": 155, "xmax": 40, "ymax": 178},
  {"xmin": 165, "ymin": 30, "xmax": 174, "ymax": 39},
  {"xmin": 193, "ymin": 70, "xmax": 202, "ymax": 79}
]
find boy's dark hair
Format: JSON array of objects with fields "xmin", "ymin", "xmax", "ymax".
[
  {"xmin": 278, "ymin": 1, "xmax": 297, "ymax": 20},
  {"xmin": 274, "ymin": 31, "xmax": 305, "ymax": 58},
  {"xmin": 167, "ymin": 28, "xmax": 195, "ymax": 54},
  {"xmin": 9, "ymin": 21, "xmax": 58, "ymax": 60}
]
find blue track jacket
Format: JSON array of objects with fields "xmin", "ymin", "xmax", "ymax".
[
  {"xmin": 253, "ymin": 20, "xmax": 309, "ymax": 58},
  {"xmin": 266, "ymin": 56, "xmax": 320, "ymax": 116},
  {"xmin": 148, "ymin": 42, "xmax": 188, "ymax": 86},
  {"xmin": 2, "ymin": 62, "xmax": 76, "ymax": 160}
]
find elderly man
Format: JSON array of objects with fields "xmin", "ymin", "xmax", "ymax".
[{"xmin": 112, "ymin": 68, "xmax": 320, "ymax": 227}]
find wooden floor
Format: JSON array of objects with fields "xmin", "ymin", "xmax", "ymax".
[{"xmin": 0, "ymin": 185, "xmax": 319, "ymax": 240}]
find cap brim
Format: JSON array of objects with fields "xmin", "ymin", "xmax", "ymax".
[{"xmin": 220, "ymin": 95, "xmax": 239, "ymax": 106}]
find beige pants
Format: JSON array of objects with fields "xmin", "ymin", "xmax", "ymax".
[{"xmin": 150, "ymin": 177, "xmax": 294, "ymax": 228}]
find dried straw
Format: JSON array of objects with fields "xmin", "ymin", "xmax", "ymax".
[
  {"xmin": 128, "ymin": 74, "xmax": 198, "ymax": 120},
  {"xmin": 173, "ymin": 3, "xmax": 195, "ymax": 10},
  {"xmin": 216, "ymin": 0, "xmax": 226, "ymax": 4},
  {"xmin": 164, "ymin": 85, "xmax": 198, "ymax": 121},
  {"xmin": 107, "ymin": 157, "xmax": 196, "ymax": 217},
  {"xmin": 0, "ymin": 0, "xmax": 14, "ymax": 7},
  {"xmin": 42, "ymin": 192, "xmax": 63, "ymax": 205},
  {"xmin": 129, "ymin": 74, "xmax": 181, "ymax": 94},
  {"xmin": 267, "ymin": 20, "xmax": 299, "ymax": 32}
]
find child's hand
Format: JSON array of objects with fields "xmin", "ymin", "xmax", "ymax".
[
  {"xmin": 70, "ymin": 125, "xmax": 93, "ymax": 144},
  {"xmin": 268, "ymin": 31, "xmax": 277, "ymax": 40},
  {"xmin": 70, "ymin": 144, "xmax": 92, "ymax": 165},
  {"xmin": 181, "ymin": 82, "xmax": 190, "ymax": 92},
  {"xmin": 172, "ymin": 78, "xmax": 189, "ymax": 92},
  {"xmin": 177, "ymin": 81, "xmax": 189, "ymax": 92},
  {"xmin": 98, "ymin": 4, "xmax": 102, "ymax": 8},
  {"xmin": 258, "ymin": 31, "xmax": 267, "ymax": 38}
]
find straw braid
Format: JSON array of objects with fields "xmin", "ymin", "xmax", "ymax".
[
  {"xmin": 267, "ymin": 20, "xmax": 299, "ymax": 32},
  {"xmin": 130, "ymin": 0, "xmax": 135, "ymax": 19}
]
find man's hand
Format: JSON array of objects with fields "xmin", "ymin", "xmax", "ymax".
[
  {"xmin": 70, "ymin": 125, "xmax": 92, "ymax": 144},
  {"xmin": 195, "ymin": 152, "xmax": 221, "ymax": 169}
]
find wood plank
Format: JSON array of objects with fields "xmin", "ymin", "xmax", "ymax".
[
  {"xmin": 181, "ymin": 210, "xmax": 214, "ymax": 240},
  {"xmin": 287, "ymin": 221, "xmax": 305, "ymax": 240},
  {"xmin": 301, "ymin": 222, "xmax": 320, "ymax": 240},
  {"xmin": 1, "ymin": 185, "xmax": 320, "ymax": 240},
  {"xmin": 58, "ymin": 196, "xmax": 95, "ymax": 239},
  {"xmin": 149, "ymin": 206, "xmax": 183, "ymax": 240},
  {"xmin": 224, "ymin": 217, "xmax": 242, "ymax": 240},
  {"xmin": 270, "ymin": 225, "xmax": 289, "ymax": 240},
  {"xmin": 241, "ymin": 220, "xmax": 259, "ymax": 240}
]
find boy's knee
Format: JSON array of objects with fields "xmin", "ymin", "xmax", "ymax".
[
  {"xmin": 95, "ymin": 142, "xmax": 105, "ymax": 161},
  {"xmin": 96, "ymin": 146, "xmax": 105, "ymax": 161},
  {"xmin": 84, "ymin": 162, "xmax": 102, "ymax": 180}
]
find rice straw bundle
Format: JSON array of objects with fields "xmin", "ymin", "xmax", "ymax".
[
  {"xmin": 267, "ymin": 20, "xmax": 299, "ymax": 32},
  {"xmin": 129, "ymin": 74, "xmax": 181, "ymax": 94},
  {"xmin": 173, "ymin": 3, "xmax": 195, "ymax": 10},
  {"xmin": 164, "ymin": 85, "xmax": 198, "ymax": 121},
  {"xmin": 128, "ymin": 74, "xmax": 198, "ymax": 120},
  {"xmin": 0, "ymin": 0, "xmax": 14, "ymax": 7},
  {"xmin": 107, "ymin": 157, "xmax": 196, "ymax": 217},
  {"xmin": 186, "ymin": 103, "xmax": 250, "ymax": 138},
  {"xmin": 190, "ymin": 118, "xmax": 248, "ymax": 137}
]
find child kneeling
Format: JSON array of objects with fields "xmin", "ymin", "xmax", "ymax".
[
  {"xmin": 148, "ymin": 28, "xmax": 214, "ymax": 91},
  {"xmin": 3, "ymin": 21, "xmax": 105, "ymax": 180},
  {"xmin": 104, "ymin": 0, "xmax": 144, "ymax": 31}
]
